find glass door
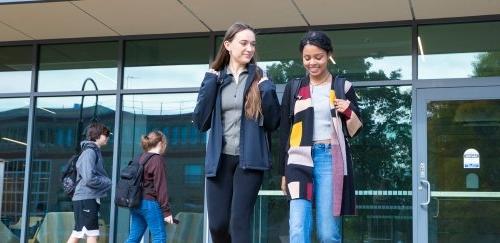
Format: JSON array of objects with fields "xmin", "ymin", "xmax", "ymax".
[{"xmin": 414, "ymin": 79, "xmax": 500, "ymax": 242}]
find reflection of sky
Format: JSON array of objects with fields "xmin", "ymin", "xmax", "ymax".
[
  {"xmin": 122, "ymin": 93, "xmax": 198, "ymax": 115},
  {"xmin": 124, "ymin": 64, "xmax": 208, "ymax": 89},
  {"xmin": 365, "ymin": 56, "xmax": 411, "ymax": 80},
  {"xmin": 0, "ymin": 71, "xmax": 31, "ymax": 93},
  {"xmin": 38, "ymin": 68, "xmax": 117, "ymax": 91},
  {"xmin": 37, "ymin": 95, "xmax": 116, "ymax": 110},
  {"xmin": 0, "ymin": 98, "xmax": 30, "ymax": 112},
  {"xmin": 419, "ymin": 53, "xmax": 478, "ymax": 79}
]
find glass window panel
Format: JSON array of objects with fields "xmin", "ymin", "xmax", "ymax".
[
  {"xmin": 427, "ymin": 100, "xmax": 500, "ymax": 242},
  {"xmin": 29, "ymin": 95, "xmax": 115, "ymax": 242},
  {"xmin": 124, "ymin": 38, "xmax": 209, "ymax": 89},
  {"xmin": 0, "ymin": 98, "xmax": 29, "ymax": 240},
  {"xmin": 257, "ymin": 27, "xmax": 411, "ymax": 84},
  {"xmin": 419, "ymin": 21, "xmax": 500, "ymax": 79},
  {"xmin": 345, "ymin": 85, "xmax": 412, "ymax": 242},
  {"xmin": 38, "ymin": 42, "xmax": 118, "ymax": 92},
  {"xmin": 258, "ymin": 85, "xmax": 412, "ymax": 241},
  {"xmin": 116, "ymin": 93, "xmax": 205, "ymax": 243},
  {"xmin": 0, "ymin": 46, "xmax": 32, "ymax": 93}
]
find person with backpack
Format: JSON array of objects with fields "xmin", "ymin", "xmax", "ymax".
[
  {"xmin": 193, "ymin": 22, "xmax": 280, "ymax": 243},
  {"xmin": 279, "ymin": 31, "xmax": 363, "ymax": 243},
  {"xmin": 67, "ymin": 122, "xmax": 112, "ymax": 243},
  {"xmin": 125, "ymin": 130, "xmax": 174, "ymax": 243}
]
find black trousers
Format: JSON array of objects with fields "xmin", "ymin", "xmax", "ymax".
[{"xmin": 206, "ymin": 154, "xmax": 264, "ymax": 243}]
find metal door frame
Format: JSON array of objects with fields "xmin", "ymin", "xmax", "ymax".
[{"xmin": 412, "ymin": 77, "xmax": 500, "ymax": 243}]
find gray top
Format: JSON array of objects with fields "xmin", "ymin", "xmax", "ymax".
[
  {"xmin": 72, "ymin": 141, "xmax": 112, "ymax": 201},
  {"xmin": 220, "ymin": 67, "xmax": 248, "ymax": 155},
  {"xmin": 311, "ymin": 82, "xmax": 333, "ymax": 141}
]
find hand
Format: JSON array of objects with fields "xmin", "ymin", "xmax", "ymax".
[
  {"xmin": 164, "ymin": 215, "xmax": 174, "ymax": 224},
  {"xmin": 281, "ymin": 176, "xmax": 287, "ymax": 196},
  {"xmin": 207, "ymin": 69, "xmax": 219, "ymax": 76},
  {"xmin": 334, "ymin": 99, "xmax": 351, "ymax": 113},
  {"xmin": 258, "ymin": 76, "xmax": 268, "ymax": 85}
]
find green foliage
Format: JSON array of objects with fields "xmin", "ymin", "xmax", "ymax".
[
  {"xmin": 265, "ymin": 58, "xmax": 412, "ymax": 190},
  {"xmin": 472, "ymin": 52, "xmax": 500, "ymax": 77}
]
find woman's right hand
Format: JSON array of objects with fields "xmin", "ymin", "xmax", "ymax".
[
  {"xmin": 281, "ymin": 176, "xmax": 287, "ymax": 196},
  {"xmin": 207, "ymin": 69, "xmax": 219, "ymax": 76}
]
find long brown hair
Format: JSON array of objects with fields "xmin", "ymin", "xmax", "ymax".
[{"xmin": 212, "ymin": 22, "xmax": 262, "ymax": 120}]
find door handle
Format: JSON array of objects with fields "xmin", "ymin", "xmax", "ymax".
[
  {"xmin": 433, "ymin": 198, "xmax": 440, "ymax": 218},
  {"xmin": 420, "ymin": 179, "xmax": 431, "ymax": 207}
]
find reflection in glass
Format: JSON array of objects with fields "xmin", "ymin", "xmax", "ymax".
[
  {"xmin": 257, "ymin": 28, "xmax": 411, "ymax": 84},
  {"xmin": 0, "ymin": 98, "xmax": 29, "ymax": 241},
  {"xmin": 419, "ymin": 22, "xmax": 500, "ymax": 79},
  {"xmin": 38, "ymin": 42, "xmax": 118, "ymax": 92},
  {"xmin": 0, "ymin": 46, "xmax": 32, "ymax": 93},
  {"xmin": 257, "ymin": 86, "xmax": 412, "ymax": 242},
  {"xmin": 29, "ymin": 95, "xmax": 115, "ymax": 242},
  {"xmin": 116, "ymin": 94, "xmax": 205, "ymax": 243},
  {"xmin": 427, "ymin": 100, "xmax": 500, "ymax": 242},
  {"xmin": 124, "ymin": 38, "xmax": 209, "ymax": 89},
  {"xmin": 346, "ymin": 86, "xmax": 412, "ymax": 242},
  {"xmin": 252, "ymin": 196, "xmax": 289, "ymax": 242}
]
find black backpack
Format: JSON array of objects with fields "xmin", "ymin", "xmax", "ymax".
[
  {"xmin": 61, "ymin": 147, "xmax": 98, "ymax": 197},
  {"xmin": 115, "ymin": 153, "xmax": 156, "ymax": 208}
]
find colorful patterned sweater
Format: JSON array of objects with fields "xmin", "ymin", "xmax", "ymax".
[{"xmin": 279, "ymin": 76, "xmax": 362, "ymax": 216}]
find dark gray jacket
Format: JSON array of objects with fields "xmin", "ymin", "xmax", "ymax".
[
  {"xmin": 72, "ymin": 141, "xmax": 112, "ymax": 201},
  {"xmin": 193, "ymin": 64, "xmax": 281, "ymax": 177}
]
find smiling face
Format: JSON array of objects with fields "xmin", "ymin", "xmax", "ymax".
[
  {"xmin": 224, "ymin": 29, "xmax": 256, "ymax": 66},
  {"xmin": 302, "ymin": 44, "xmax": 330, "ymax": 78}
]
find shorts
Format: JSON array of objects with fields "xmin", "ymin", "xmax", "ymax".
[{"xmin": 71, "ymin": 199, "xmax": 100, "ymax": 238}]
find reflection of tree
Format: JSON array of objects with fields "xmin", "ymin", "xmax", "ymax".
[
  {"xmin": 264, "ymin": 57, "xmax": 403, "ymax": 84},
  {"xmin": 353, "ymin": 86, "xmax": 412, "ymax": 190},
  {"xmin": 266, "ymin": 59, "xmax": 412, "ymax": 190},
  {"xmin": 473, "ymin": 52, "xmax": 500, "ymax": 77}
]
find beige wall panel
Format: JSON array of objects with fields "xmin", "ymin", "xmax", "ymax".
[
  {"xmin": 0, "ymin": 2, "xmax": 116, "ymax": 40},
  {"xmin": 0, "ymin": 21, "xmax": 32, "ymax": 42},
  {"xmin": 181, "ymin": 0, "xmax": 307, "ymax": 31},
  {"xmin": 413, "ymin": 0, "xmax": 500, "ymax": 19},
  {"xmin": 294, "ymin": 0, "xmax": 412, "ymax": 25},
  {"xmin": 74, "ymin": 0, "xmax": 208, "ymax": 35}
]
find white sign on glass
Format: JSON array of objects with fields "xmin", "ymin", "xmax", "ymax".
[{"xmin": 463, "ymin": 148, "xmax": 480, "ymax": 169}]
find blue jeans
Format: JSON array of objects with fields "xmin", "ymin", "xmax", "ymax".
[
  {"xmin": 125, "ymin": 199, "xmax": 166, "ymax": 243},
  {"xmin": 289, "ymin": 143, "xmax": 342, "ymax": 243}
]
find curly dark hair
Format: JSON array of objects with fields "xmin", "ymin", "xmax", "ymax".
[{"xmin": 299, "ymin": 31, "xmax": 333, "ymax": 54}]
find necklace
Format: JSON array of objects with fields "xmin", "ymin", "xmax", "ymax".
[{"xmin": 310, "ymin": 73, "xmax": 331, "ymax": 86}]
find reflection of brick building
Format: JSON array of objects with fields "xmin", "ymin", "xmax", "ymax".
[
  {"xmin": 0, "ymin": 108, "xmax": 30, "ymax": 226},
  {"xmin": 0, "ymin": 104, "xmax": 206, "ymax": 228}
]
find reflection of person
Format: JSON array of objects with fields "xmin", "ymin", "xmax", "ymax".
[
  {"xmin": 125, "ymin": 131, "xmax": 174, "ymax": 243},
  {"xmin": 193, "ymin": 22, "xmax": 280, "ymax": 243},
  {"xmin": 67, "ymin": 123, "xmax": 112, "ymax": 243},
  {"xmin": 279, "ymin": 31, "xmax": 363, "ymax": 243}
]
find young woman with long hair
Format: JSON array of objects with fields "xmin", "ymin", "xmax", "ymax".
[{"xmin": 193, "ymin": 22, "xmax": 280, "ymax": 243}]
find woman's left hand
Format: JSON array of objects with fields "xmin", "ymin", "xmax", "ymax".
[
  {"xmin": 258, "ymin": 76, "xmax": 268, "ymax": 85},
  {"xmin": 334, "ymin": 99, "xmax": 351, "ymax": 113},
  {"xmin": 164, "ymin": 215, "xmax": 174, "ymax": 224}
]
